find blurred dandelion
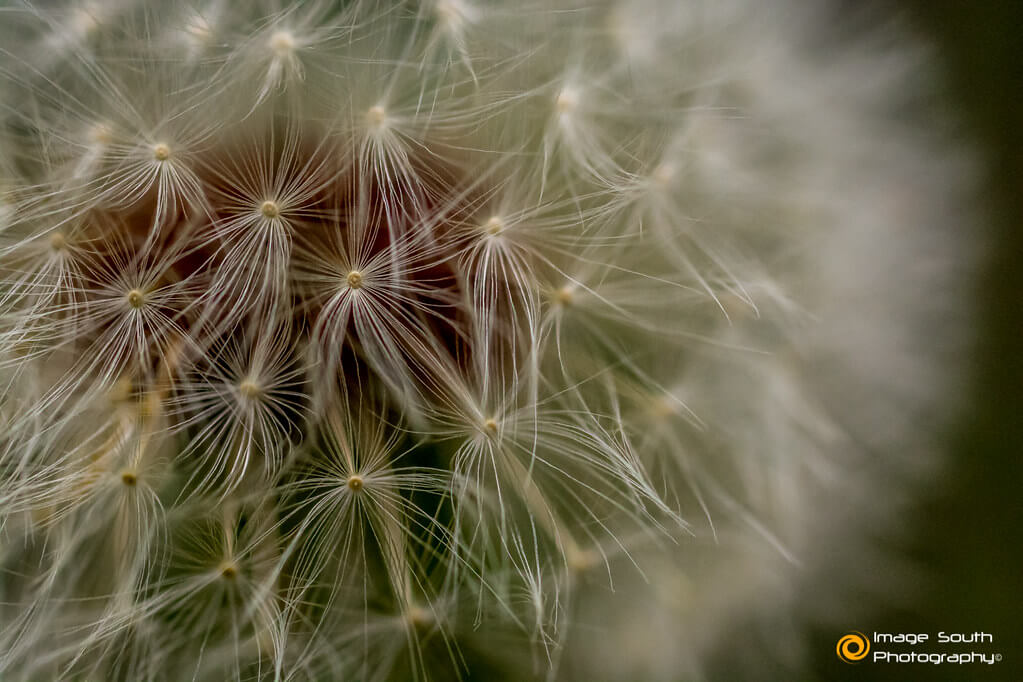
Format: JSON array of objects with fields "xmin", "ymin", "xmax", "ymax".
[{"xmin": 0, "ymin": 1, "xmax": 975, "ymax": 680}]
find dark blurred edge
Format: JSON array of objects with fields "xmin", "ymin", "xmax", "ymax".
[{"xmin": 803, "ymin": 2, "xmax": 1023, "ymax": 681}]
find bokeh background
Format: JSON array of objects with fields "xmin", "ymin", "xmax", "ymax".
[
  {"xmin": 803, "ymin": 2, "xmax": 1021, "ymax": 680},
  {"xmin": 693, "ymin": 2, "xmax": 1021, "ymax": 680}
]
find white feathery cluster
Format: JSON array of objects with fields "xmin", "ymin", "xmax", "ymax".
[{"xmin": 0, "ymin": 1, "xmax": 974, "ymax": 680}]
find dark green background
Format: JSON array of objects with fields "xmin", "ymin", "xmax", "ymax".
[{"xmin": 806, "ymin": 2, "xmax": 1023, "ymax": 680}]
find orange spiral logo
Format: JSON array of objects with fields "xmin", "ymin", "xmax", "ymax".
[{"xmin": 836, "ymin": 631, "xmax": 870, "ymax": 663}]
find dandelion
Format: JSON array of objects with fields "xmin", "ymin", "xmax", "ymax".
[{"xmin": 0, "ymin": 1, "xmax": 975, "ymax": 681}]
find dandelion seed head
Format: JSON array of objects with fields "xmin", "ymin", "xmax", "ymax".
[{"xmin": 0, "ymin": 1, "xmax": 977, "ymax": 680}]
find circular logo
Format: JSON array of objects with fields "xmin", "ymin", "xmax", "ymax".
[{"xmin": 837, "ymin": 632, "xmax": 870, "ymax": 663}]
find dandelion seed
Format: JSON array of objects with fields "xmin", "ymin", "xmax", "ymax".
[
  {"xmin": 238, "ymin": 378, "xmax": 263, "ymax": 401},
  {"xmin": 49, "ymin": 232, "xmax": 67, "ymax": 252},
  {"xmin": 553, "ymin": 285, "xmax": 575, "ymax": 306},
  {"xmin": 566, "ymin": 546, "xmax": 599, "ymax": 574},
  {"xmin": 366, "ymin": 105, "xmax": 388, "ymax": 130},
  {"xmin": 89, "ymin": 123, "xmax": 112, "ymax": 145},
  {"xmin": 651, "ymin": 162, "xmax": 676, "ymax": 187},
  {"xmin": 435, "ymin": 0, "xmax": 463, "ymax": 26},
  {"xmin": 260, "ymin": 200, "xmax": 280, "ymax": 219},
  {"xmin": 69, "ymin": 4, "xmax": 100, "ymax": 37},
  {"xmin": 484, "ymin": 215, "xmax": 504, "ymax": 236},
  {"xmin": 184, "ymin": 12, "xmax": 212, "ymax": 43},
  {"xmin": 125, "ymin": 288, "xmax": 145, "ymax": 309},
  {"xmin": 219, "ymin": 561, "xmax": 238, "ymax": 580},
  {"xmin": 650, "ymin": 394, "xmax": 679, "ymax": 419},
  {"xmin": 152, "ymin": 143, "xmax": 171, "ymax": 162},
  {"xmin": 556, "ymin": 88, "xmax": 579, "ymax": 116},
  {"xmin": 268, "ymin": 31, "xmax": 295, "ymax": 58},
  {"xmin": 406, "ymin": 605, "xmax": 433, "ymax": 628}
]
